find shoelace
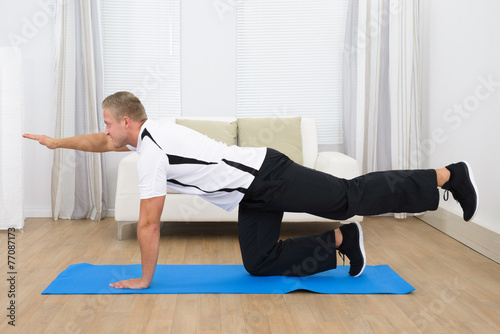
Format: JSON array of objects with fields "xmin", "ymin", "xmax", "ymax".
[
  {"xmin": 443, "ymin": 190, "xmax": 450, "ymax": 201},
  {"xmin": 443, "ymin": 189, "xmax": 460, "ymax": 203},
  {"xmin": 338, "ymin": 250, "xmax": 346, "ymax": 266}
]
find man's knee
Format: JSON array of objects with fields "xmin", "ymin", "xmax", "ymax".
[
  {"xmin": 244, "ymin": 265, "xmax": 262, "ymax": 276},
  {"xmin": 242, "ymin": 258, "xmax": 265, "ymax": 276},
  {"xmin": 241, "ymin": 248, "xmax": 272, "ymax": 276}
]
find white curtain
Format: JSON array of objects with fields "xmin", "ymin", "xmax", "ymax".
[
  {"xmin": 53, "ymin": 0, "xmax": 108, "ymax": 221},
  {"xmin": 343, "ymin": 0, "xmax": 422, "ymax": 218},
  {"xmin": 0, "ymin": 48, "xmax": 25, "ymax": 230},
  {"xmin": 343, "ymin": 0, "xmax": 422, "ymax": 172},
  {"xmin": 388, "ymin": 1, "xmax": 423, "ymax": 171}
]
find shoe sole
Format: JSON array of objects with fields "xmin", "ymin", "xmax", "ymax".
[
  {"xmin": 461, "ymin": 161, "xmax": 479, "ymax": 221},
  {"xmin": 352, "ymin": 222, "xmax": 366, "ymax": 277}
]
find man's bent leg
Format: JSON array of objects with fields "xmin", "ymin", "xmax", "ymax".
[{"xmin": 237, "ymin": 203, "xmax": 337, "ymax": 276}]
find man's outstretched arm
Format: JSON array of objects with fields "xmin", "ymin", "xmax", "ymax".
[
  {"xmin": 109, "ymin": 195, "xmax": 165, "ymax": 289},
  {"xmin": 22, "ymin": 133, "xmax": 129, "ymax": 152}
]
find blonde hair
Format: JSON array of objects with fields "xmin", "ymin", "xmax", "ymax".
[{"xmin": 102, "ymin": 91, "xmax": 147, "ymax": 122}]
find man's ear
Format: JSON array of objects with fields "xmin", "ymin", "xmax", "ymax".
[{"xmin": 122, "ymin": 116, "xmax": 131, "ymax": 128}]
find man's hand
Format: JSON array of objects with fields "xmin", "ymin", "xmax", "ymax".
[
  {"xmin": 109, "ymin": 277, "xmax": 150, "ymax": 290},
  {"xmin": 22, "ymin": 134, "xmax": 58, "ymax": 149}
]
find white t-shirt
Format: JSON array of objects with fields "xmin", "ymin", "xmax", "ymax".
[{"xmin": 127, "ymin": 119, "xmax": 267, "ymax": 211}]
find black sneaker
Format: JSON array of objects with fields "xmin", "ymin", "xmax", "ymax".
[
  {"xmin": 442, "ymin": 161, "xmax": 479, "ymax": 222},
  {"xmin": 338, "ymin": 222, "xmax": 366, "ymax": 277}
]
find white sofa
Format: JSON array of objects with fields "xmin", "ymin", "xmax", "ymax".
[{"xmin": 114, "ymin": 117, "xmax": 362, "ymax": 240}]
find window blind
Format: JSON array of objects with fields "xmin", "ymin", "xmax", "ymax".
[
  {"xmin": 237, "ymin": 0, "xmax": 348, "ymax": 145},
  {"xmin": 101, "ymin": 0, "xmax": 181, "ymax": 119}
]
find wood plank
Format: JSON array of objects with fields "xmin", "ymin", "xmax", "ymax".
[
  {"xmin": 220, "ymin": 294, "xmax": 247, "ymax": 334},
  {"xmin": 241, "ymin": 295, "xmax": 273, "ymax": 333},
  {"xmin": 197, "ymin": 294, "xmax": 221, "ymax": 333},
  {"xmin": 171, "ymin": 294, "xmax": 199, "ymax": 333},
  {"xmin": 119, "ymin": 294, "xmax": 156, "ymax": 334},
  {"xmin": 145, "ymin": 295, "xmax": 177, "ymax": 333},
  {"xmin": 287, "ymin": 301, "xmax": 322, "ymax": 333},
  {"xmin": 264, "ymin": 295, "xmax": 297, "ymax": 334}
]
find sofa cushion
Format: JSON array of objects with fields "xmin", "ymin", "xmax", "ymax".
[
  {"xmin": 175, "ymin": 119, "xmax": 238, "ymax": 146},
  {"xmin": 238, "ymin": 117, "xmax": 303, "ymax": 165}
]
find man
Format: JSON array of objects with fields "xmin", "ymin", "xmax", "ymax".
[{"xmin": 23, "ymin": 91, "xmax": 479, "ymax": 289}]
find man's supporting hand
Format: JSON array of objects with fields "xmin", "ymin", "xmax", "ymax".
[
  {"xmin": 22, "ymin": 134, "xmax": 58, "ymax": 149},
  {"xmin": 109, "ymin": 277, "xmax": 150, "ymax": 290},
  {"xmin": 108, "ymin": 196, "xmax": 166, "ymax": 290}
]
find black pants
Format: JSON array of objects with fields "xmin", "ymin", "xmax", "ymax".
[{"xmin": 238, "ymin": 148, "xmax": 439, "ymax": 277}]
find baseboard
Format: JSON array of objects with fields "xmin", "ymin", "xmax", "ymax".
[
  {"xmin": 24, "ymin": 209, "xmax": 52, "ymax": 218},
  {"xmin": 417, "ymin": 207, "xmax": 500, "ymax": 264},
  {"xmin": 24, "ymin": 209, "xmax": 116, "ymax": 219}
]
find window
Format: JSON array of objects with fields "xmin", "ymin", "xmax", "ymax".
[
  {"xmin": 101, "ymin": 0, "xmax": 181, "ymax": 119},
  {"xmin": 237, "ymin": 0, "xmax": 348, "ymax": 145}
]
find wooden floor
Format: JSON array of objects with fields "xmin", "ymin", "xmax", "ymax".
[{"xmin": 1, "ymin": 216, "xmax": 500, "ymax": 333}]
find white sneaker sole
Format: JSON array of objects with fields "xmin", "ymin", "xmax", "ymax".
[
  {"xmin": 462, "ymin": 161, "xmax": 479, "ymax": 221},
  {"xmin": 352, "ymin": 222, "xmax": 366, "ymax": 277}
]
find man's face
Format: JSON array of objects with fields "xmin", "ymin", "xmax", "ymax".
[{"xmin": 103, "ymin": 108, "xmax": 128, "ymax": 148}]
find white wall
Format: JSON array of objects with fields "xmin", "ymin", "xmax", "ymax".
[
  {"xmin": 181, "ymin": 0, "xmax": 237, "ymax": 117},
  {"xmin": 422, "ymin": 0, "xmax": 500, "ymax": 233}
]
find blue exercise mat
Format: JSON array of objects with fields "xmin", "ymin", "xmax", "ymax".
[{"xmin": 42, "ymin": 263, "xmax": 414, "ymax": 295}]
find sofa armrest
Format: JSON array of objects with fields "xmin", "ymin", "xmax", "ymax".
[
  {"xmin": 315, "ymin": 151, "xmax": 360, "ymax": 179},
  {"xmin": 115, "ymin": 153, "xmax": 141, "ymax": 222}
]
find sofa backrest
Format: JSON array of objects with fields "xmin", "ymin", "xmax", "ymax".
[{"xmin": 157, "ymin": 117, "xmax": 318, "ymax": 168}]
